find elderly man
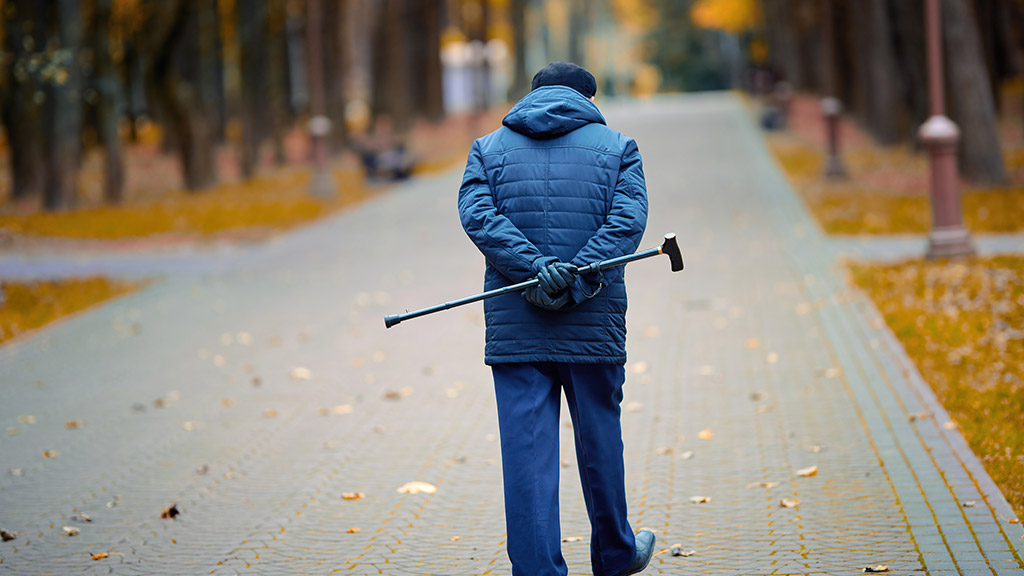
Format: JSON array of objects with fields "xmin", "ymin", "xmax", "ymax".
[{"xmin": 458, "ymin": 62, "xmax": 654, "ymax": 576}]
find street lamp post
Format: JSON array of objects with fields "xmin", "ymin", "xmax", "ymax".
[
  {"xmin": 920, "ymin": 0, "xmax": 973, "ymax": 258},
  {"xmin": 307, "ymin": 0, "xmax": 335, "ymax": 198},
  {"xmin": 821, "ymin": 0, "xmax": 846, "ymax": 179}
]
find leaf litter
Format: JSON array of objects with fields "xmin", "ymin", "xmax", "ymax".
[{"xmin": 396, "ymin": 481, "xmax": 437, "ymax": 495}]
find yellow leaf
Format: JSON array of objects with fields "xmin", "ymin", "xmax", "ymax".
[
  {"xmin": 396, "ymin": 481, "xmax": 437, "ymax": 495},
  {"xmin": 796, "ymin": 465, "xmax": 819, "ymax": 477},
  {"xmin": 698, "ymin": 429, "xmax": 714, "ymax": 440}
]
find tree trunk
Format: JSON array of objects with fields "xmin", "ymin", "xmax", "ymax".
[
  {"xmin": 761, "ymin": 0, "xmax": 803, "ymax": 87},
  {"xmin": 92, "ymin": 0, "xmax": 125, "ymax": 203},
  {"xmin": 509, "ymin": 0, "xmax": 530, "ymax": 100},
  {"xmin": 42, "ymin": 0, "xmax": 84, "ymax": 210},
  {"xmin": 888, "ymin": 1, "xmax": 928, "ymax": 145},
  {"xmin": 145, "ymin": 0, "xmax": 215, "ymax": 191},
  {"xmin": 421, "ymin": 0, "xmax": 445, "ymax": 121},
  {"xmin": 568, "ymin": 0, "xmax": 590, "ymax": 66},
  {"xmin": 942, "ymin": 0, "xmax": 1007, "ymax": 184},
  {"xmin": 237, "ymin": 0, "xmax": 268, "ymax": 178},
  {"xmin": 2, "ymin": 0, "xmax": 46, "ymax": 202},
  {"xmin": 861, "ymin": 0, "xmax": 904, "ymax": 144},
  {"xmin": 321, "ymin": 0, "xmax": 348, "ymax": 152}
]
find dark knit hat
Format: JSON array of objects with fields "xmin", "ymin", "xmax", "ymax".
[{"xmin": 531, "ymin": 62, "xmax": 597, "ymax": 98}]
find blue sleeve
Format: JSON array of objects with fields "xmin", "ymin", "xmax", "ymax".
[
  {"xmin": 568, "ymin": 138, "xmax": 649, "ymax": 302},
  {"xmin": 458, "ymin": 140, "xmax": 554, "ymax": 283}
]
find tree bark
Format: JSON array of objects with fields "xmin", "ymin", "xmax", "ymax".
[
  {"xmin": 237, "ymin": 0, "xmax": 269, "ymax": 179},
  {"xmin": 91, "ymin": 0, "xmax": 125, "ymax": 203},
  {"xmin": 42, "ymin": 0, "xmax": 84, "ymax": 210},
  {"xmin": 321, "ymin": 0, "xmax": 348, "ymax": 152},
  {"xmin": 890, "ymin": 0, "xmax": 929, "ymax": 144},
  {"xmin": 942, "ymin": 0, "xmax": 1007, "ymax": 184},
  {"xmin": 761, "ymin": 0, "xmax": 803, "ymax": 87},
  {"xmin": 145, "ymin": 0, "xmax": 216, "ymax": 191},
  {"xmin": 2, "ymin": 0, "xmax": 46, "ymax": 202},
  {"xmin": 861, "ymin": 0, "xmax": 904, "ymax": 144},
  {"xmin": 509, "ymin": 0, "xmax": 530, "ymax": 100}
]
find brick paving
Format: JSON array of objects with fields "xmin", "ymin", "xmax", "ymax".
[{"xmin": 1, "ymin": 94, "xmax": 1023, "ymax": 575}]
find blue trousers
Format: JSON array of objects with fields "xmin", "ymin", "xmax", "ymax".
[{"xmin": 492, "ymin": 362, "xmax": 636, "ymax": 576}]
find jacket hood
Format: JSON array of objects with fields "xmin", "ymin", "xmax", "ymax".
[{"xmin": 502, "ymin": 86, "xmax": 606, "ymax": 139}]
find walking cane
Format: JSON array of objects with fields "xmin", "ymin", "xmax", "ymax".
[{"xmin": 384, "ymin": 233, "xmax": 683, "ymax": 329}]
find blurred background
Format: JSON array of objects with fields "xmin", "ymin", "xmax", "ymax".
[{"xmin": 0, "ymin": 0, "xmax": 1017, "ymax": 220}]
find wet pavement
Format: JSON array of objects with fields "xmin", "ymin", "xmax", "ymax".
[{"xmin": 1, "ymin": 94, "xmax": 1022, "ymax": 575}]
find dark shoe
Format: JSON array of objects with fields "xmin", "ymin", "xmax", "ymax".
[{"xmin": 610, "ymin": 528, "xmax": 656, "ymax": 576}]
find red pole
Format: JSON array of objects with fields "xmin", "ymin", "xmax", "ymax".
[
  {"xmin": 920, "ymin": 0, "xmax": 973, "ymax": 258},
  {"xmin": 821, "ymin": 0, "xmax": 846, "ymax": 179},
  {"xmin": 307, "ymin": 0, "xmax": 335, "ymax": 198}
]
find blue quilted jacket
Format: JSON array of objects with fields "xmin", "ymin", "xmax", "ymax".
[{"xmin": 458, "ymin": 86, "xmax": 648, "ymax": 365}]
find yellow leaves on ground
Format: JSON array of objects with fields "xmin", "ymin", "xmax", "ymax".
[
  {"xmin": 851, "ymin": 256, "xmax": 1024, "ymax": 517},
  {"xmin": 396, "ymin": 481, "xmax": 437, "ymax": 495},
  {"xmin": 689, "ymin": 496, "xmax": 711, "ymax": 504},
  {"xmin": 342, "ymin": 492, "xmax": 365, "ymax": 500},
  {"xmin": 346, "ymin": 527, "xmax": 361, "ymax": 534},
  {"xmin": 0, "ymin": 278, "xmax": 143, "ymax": 345},
  {"xmin": 864, "ymin": 566, "xmax": 890, "ymax": 573},
  {"xmin": 691, "ymin": 0, "xmax": 760, "ymax": 33},
  {"xmin": 768, "ymin": 132, "xmax": 1024, "ymax": 235},
  {"xmin": 796, "ymin": 465, "xmax": 819, "ymax": 477},
  {"xmin": 0, "ymin": 168, "xmax": 368, "ymax": 240},
  {"xmin": 90, "ymin": 552, "xmax": 110, "ymax": 561},
  {"xmin": 780, "ymin": 498, "xmax": 801, "ymax": 508},
  {"xmin": 698, "ymin": 429, "xmax": 714, "ymax": 441}
]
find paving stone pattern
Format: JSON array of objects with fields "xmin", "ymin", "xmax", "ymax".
[{"xmin": 1, "ymin": 94, "xmax": 1022, "ymax": 575}]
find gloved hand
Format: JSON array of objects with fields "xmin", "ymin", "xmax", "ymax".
[
  {"xmin": 523, "ymin": 284, "xmax": 570, "ymax": 311},
  {"xmin": 537, "ymin": 261, "xmax": 576, "ymax": 296}
]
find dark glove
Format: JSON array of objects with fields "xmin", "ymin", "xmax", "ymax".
[
  {"xmin": 537, "ymin": 261, "xmax": 576, "ymax": 296},
  {"xmin": 523, "ymin": 284, "xmax": 570, "ymax": 311}
]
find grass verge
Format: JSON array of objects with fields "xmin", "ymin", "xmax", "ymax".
[
  {"xmin": 0, "ymin": 168, "xmax": 369, "ymax": 241},
  {"xmin": 850, "ymin": 257, "xmax": 1024, "ymax": 517},
  {"xmin": 769, "ymin": 136, "xmax": 1024, "ymax": 235},
  {"xmin": 0, "ymin": 277, "xmax": 144, "ymax": 344}
]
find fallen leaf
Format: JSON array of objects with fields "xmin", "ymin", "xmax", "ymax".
[
  {"xmin": 746, "ymin": 481, "xmax": 779, "ymax": 489},
  {"xmin": 90, "ymin": 552, "xmax": 109, "ymax": 560},
  {"xmin": 780, "ymin": 498, "xmax": 801, "ymax": 508},
  {"xmin": 670, "ymin": 544, "xmax": 696, "ymax": 557},
  {"xmin": 17, "ymin": 415, "xmax": 36, "ymax": 425},
  {"xmin": 71, "ymin": 513, "xmax": 91, "ymax": 523},
  {"xmin": 263, "ymin": 409, "xmax": 278, "ymax": 419},
  {"xmin": 907, "ymin": 412, "xmax": 930, "ymax": 422},
  {"xmin": 251, "ymin": 377, "xmax": 262, "ymax": 387},
  {"xmin": 744, "ymin": 338, "xmax": 761, "ymax": 349},
  {"xmin": 679, "ymin": 451, "xmax": 694, "ymax": 460},
  {"xmin": 221, "ymin": 398, "xmax": 235, "ymax": 407},
  {"xmin": 450, "ymin": 535, "xmax": 460, "ymax": 542},
  {"xmin": 183, "ymin": 421, "xmax": 198, "ymax": 431},
  {"xmin": 42, "ymin": 450, "xmax": 56, "ymax": 458},
  {"xmin": 9, "ymin": 468, "xmax": 24, "ymax": 477},
  {"xmin": 766, "ymin": 352, "xmax": 779, "ymax": 364},
  {"xmin": 63, "ymin": 526, "xmax": 80, "ymax": 536},
  {"xmin": 1, "ymin": 529, "xmax": 16, "ymax": 541},
  {"xmin": 196, "ymin": 464, "xmax": 209, "ymax": 475},
  {"xmin": 65, "ymin": 420, "xmax": 83, "ymax": 429},
  {"xmin": 1008, "ymin": 518, "xmax": 1019, "ymax": 524},
  {"xmin": 384, "ymin": 387, "xmax": 414, "ymax": 400},
  {"xmin": 396, "ymin": 481, "xmax": 437, "ymax": 495},
  {"xmin": 289, "ymin": 367, "xmax": 312, "ymax": 381},
  {"xmin": 626, "ymin": 402, "xmax": 644, "ymax": 413},
  {"xmin": 750, "ymin": 392, "xmax": 764, "ymax": 401},
  {"xmin": 698, "ymin": 429, "xmax": 714, "ymax": 440},
  {"xmin": 962, "ymin": 500, "xmax": 977, "ymax": 508},
  {"xmin": 160, "ymin": 504, "xmax": 180, "ymax": 519},
  {"xmin": 804, "ymin": 444, "xmax": 824, "ymax": 453},
  {"xmin": 690, "ymin": 496, "xmax": 711, "ymax": 504},
  {"xmin": 796, "ymin": 465, "xmax": 819, "ymax": 477},
  {"xmin": 656, "ymin": 447, "xmax": 673, "ymax": 455},
  {"xmin": 342, "ymin": 492, "xmax": 365, "ymax": 500},
  {"xmin": 7, "ymin": 427, "xmax": 19, "ymax": 436},
  {"xmin": 863, "ymin": 566, "xmax": 889, "ymax": 573},
  {"xmin": 942, "ymin": 421, "xmax": 958, "ymax": 430},
  {"xmin": 562, "ymin": 536, "xmax": 583, "ymax": 543},
  {"xmin": 347, "ymin": 527, "xmax": 361, "ymax": 533},
  {"xmin": 333, "ymin": 404, "xmax": 354, "ymax": 415}
]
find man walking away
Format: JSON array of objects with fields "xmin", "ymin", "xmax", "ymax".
[{"xmin": 458, "ymin": 61, "xmax": 655, "ymax": 576}]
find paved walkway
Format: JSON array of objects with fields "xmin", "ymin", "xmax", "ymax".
[{"xmin": 1, "ymin": 94, "xmax": 1022, "ymax": 575}]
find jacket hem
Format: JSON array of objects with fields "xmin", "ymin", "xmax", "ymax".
[{"xmin": 485, "ymin": 353, "xmax": 626, "ymax": 366}]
